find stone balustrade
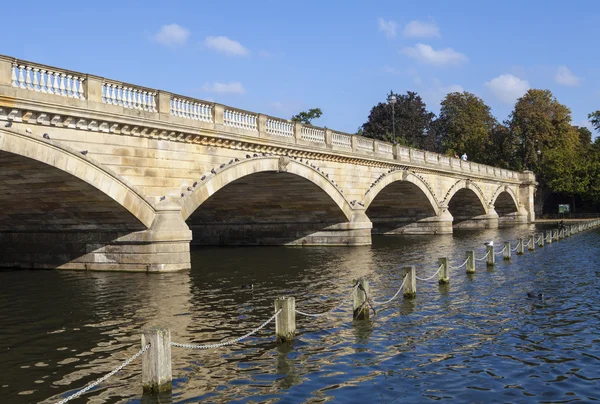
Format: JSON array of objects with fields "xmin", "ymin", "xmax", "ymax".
[
  {"xmin": 102, "ymin": 81, "xmax": 157, "ymax": 112},
  {"xmin": 11, "ymin": 62, "xmax": 85, "ymax": 99},
  {"xmin": 301, "ymin": 126, "xmax": 326, "ymax": 144},
  {"xmin": 171, "ymin": 96, "xmax": 212, "ymax": 122},
  {"xmin": 0, "ymin": 54, "xmax": 524, "ymax": 182},
  {"xmin": 356, "ymin": 137, "xmax": 374, "ymax": 152},
  {"xmin": 265, "ymin": 118, "xmax": 294, "ymax": 138},
  {"xmin": 332, "ymin": 132, "xmax": 351, "ymax": 148},
  {"xmin": 223, "ymin": 108, "xmax": 257, "ymax": 131}
]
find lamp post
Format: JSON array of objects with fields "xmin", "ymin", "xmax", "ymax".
[{"xmin": 387, "ymin": 92, "xmax": 397, "ymax": 144}]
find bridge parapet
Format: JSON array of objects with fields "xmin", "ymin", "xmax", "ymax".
[{"xmin": 0, "ymin": 54, "xmax": 523, "ymax": 182}]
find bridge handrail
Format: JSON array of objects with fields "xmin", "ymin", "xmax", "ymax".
[{"xmin": 0, "ymin": 53, "xmax": 525, "ymax": 182}]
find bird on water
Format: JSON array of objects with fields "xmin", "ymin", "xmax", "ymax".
[
  {"xmin": 527, "ymin": 291, "xmax": 544, "ymax": 300},
  {"xmin": 241, "ymin": 283, "xmax": 253, "ymax": 290}
]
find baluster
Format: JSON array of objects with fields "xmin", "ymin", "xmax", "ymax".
[
  {"xmin": 150, "ymin": 93, "xmax": 156, "ymax": 112},
  {"xmin": 11, "ymin": 63, "xmax": 18, "ymax": 87},
  {"xmin": 51, "ymin": 72, "xmax": 59, "ymax": 94},
  {"xmin": 17, "ymin": 65, "xmax": 25, "ymax": 89},
  {"xmin": 40, "ymin": 70, "xmax": 47, "ymax": 93},
  {"xmin": 117, "ymin": 86, "xmax": 128, "ymax": 108},
  {"xmin": 25, "ymin": 66, "xmax": 33, "ymax": 90},
  {"xmin": 32, "ymin": 68, "xmax": 40, "ymax": 91},
  {"xmin": 71, "ymin": 75, "xmax": 79, "ymax": 98},
  {"xmin": 104, "ymin": 83, "xmax": 111, "ymax": 104},
  {"xmin": 111, "ymin": 84, "xmax": 118, "ymax": 105},
  {"xmin": 184, "ymin": 100, "xmax": 190, "ymax": 118},
  {"xmin": 142, "ymin": 91, "xmax": 148, "ymax": 111},
  {"xmin": 190, "ymin": 103, "xmax": 196, "ymax": 119},
  {"xmin": 78, "ymin": 77, "xmax": 85, "ymax": 99},
  {"xmin": 131, "ymin": 89, "xmax": 137, "ymax": 108},
  {"xmin": 66, "ymin": 75, "xmax": 73, "ymax": 97},
  {"xmin": 193, "ymin": 103, "xmax": 199, "ymax": 120},
  {"xmin": 125, "ymin": 87, "xmax": 132, "ymax": 108},
  {"xmin": 59, "ymin": 73, "xmax": 66, "ymax": 96},
  {"xmin": 178, "ymin": 99, "xmax": 184, "ymax": 117},
  {"xmin": 173, "ymin": 99, "xmax": 179, "ymax": 116},
  {"xmin": 135, "ymin": 90, "xmax": 142, "ymax": 109}
]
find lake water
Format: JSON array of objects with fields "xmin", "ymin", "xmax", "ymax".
[{"xmin": 1, "ymin": 224, "xmax": 599, "ymax": 403}]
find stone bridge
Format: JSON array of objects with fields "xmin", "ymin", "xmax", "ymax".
[{"xmin": 0, "ymin": 55, "xmax": 536, "ymax": 272}]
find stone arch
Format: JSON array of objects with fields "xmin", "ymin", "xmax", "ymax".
[
  {"xmin": 180, "ymin": 157, "xmax": 363, "ymax": 245},
  {"xmin": 0, "ymin": 128, "xmax": 156, "ymax": 230},
  {"xmin": 181, "ymin": 156, "xmax": 353, "ymax": 221},
  {"xmin": 491, "ymin": 185, "xmax": 519, "ymax": 215},
  {"xmin": 360, "ymin": 170, "xmax": 440, "ymax": 216},
  {"xmin": 443, "ymin": 179, "xmax": 489, "ymax": 215}
]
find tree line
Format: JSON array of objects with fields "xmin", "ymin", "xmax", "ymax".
[{"xmin": 358, "ymin": 90, "xmax": 600, "ymax": 214}]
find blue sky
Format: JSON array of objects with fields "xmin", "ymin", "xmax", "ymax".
[{"xmin": 1, "ymin": 0, "xmax": 598, "ymax": 137}]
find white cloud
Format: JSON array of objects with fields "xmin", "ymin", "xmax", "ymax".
[
  {"xmin": 401, "ymin": 44, "xmax": 467, "ymax": 66},
  {"xmin": 378, "ymin": 18, "xmax": 397, "ymax": 38},
  {"xmin": 204, "ymin": 36, "xmax": 249, "ymax": 56},
  {"xmin": 554, "ymin": 66, "xmax": 581, "ymax": 87},
  {"xmin": 201, "ymin": 82, "xmax": 246, "ymax": 95},
  {"xmin": 402, "ymin": 20, "xmax": 440, "ymax": 38},
  {"xmin": 154, "ymin": 24, "xmax": 190, "ymax": 46},
  {"xmin": 484, "ymin": 74, "xmax": 530, "ymax": 104}
]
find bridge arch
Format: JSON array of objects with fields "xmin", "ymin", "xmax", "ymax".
[
  {"xmin": 180, "ymin": 157, "xmax": 361, "ymax": 245},
  {"xmin": 0, "ymin": 128, "xmax": 156, "ymax": 231},
  {"xmin": 491, "ymin": 186, "xmax": 519, "ymax": 215},
  {"xmin": 359, "ymin": 170, "xmax": 448, "ymax": 234},
  {"xmin": 360, "ymin": 170, "xmax": 440, "ymax": 215},
  {"xmin": 443, "ymin": 180, "xmax": 489, "ymax": 215}
]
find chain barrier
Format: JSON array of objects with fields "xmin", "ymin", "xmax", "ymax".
[
  {"xmin": 371, "ymin": 275, "xmax": 408, "ymax": 306},
  {"xmin": 295, "ymin": 285, "xmax": 358, "ymax": 317},
  {"xmin": 57, "ymin": 344, "xmax": 150, "ymax": 404},
  {"xmin": 494, "ymin": 246, "xmax": 506, "ymax": 256},
  {"xmin": 170, "ymin": 310, "xmax": 281, "ymax": 350},
  {"xmin": 449, "ymin": 257, "xmax": 470, "ymax": 270},
  {"xmin": 415, "ymin": 263, "xmax": 444, "ymax": 282},
  {"xmin": 475, "ymin": 251, "xmax": 490, "ymax": 261}
]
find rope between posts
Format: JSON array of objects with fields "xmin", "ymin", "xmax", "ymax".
[
  {"xmin": 416, "ymin": 263, "xmax": 444, "ymax": 282},
  {"xmin": 494, "ymin": 246, "xmax": 506, "ymax": 255},
  {"xmin": 371, "ymin": 275, "xmax": 408, "ymax": 305},
  {"xmin": 56, "ymin": 344, "xmax": 150, "ymax": 404},
  {"xmin": 475, "ymin": 251, "xmax": 490, "ymax": 261},
  {"xmin": 170, "ymin": 310, "xmax": 281, "ymax": 350},
  {"xmin": 295, "ymin": 285, "xmax": 358, "ymax": 317},
  {"xmin": 511, "ymin": 241, "xmax": 520, "ymax": 252},
  {"xmin": 449, "ymin": 257, "xmax": 470, "ymax": 270}
]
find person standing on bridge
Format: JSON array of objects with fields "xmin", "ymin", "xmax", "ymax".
[{"xmin": 461, "ymin": 153, "xmax": 468, "ymax": 161}]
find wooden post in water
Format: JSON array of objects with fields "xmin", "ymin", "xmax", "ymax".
[
  {"xmin": 504, "ymin": 241, "xmax": 511, "ymax": 260},
  {"xmin": 538, "ymin": 232, "xmax": 545, "ymax": 248},
  {"xmin": 402, "ymin": 266, "xmax": 416, "ymax": 298},
  {"xmin": 275, "ymin": 297, "xmax": 296, "ymax": 344},
  {"xmin": 353, "ymin": 278, "xmax": 370, "ymax": 320},
  {"xmin": 553, "ymin": 229, "xmax": 559, "ymax": 241},
  {"xmin": 438, "ymin": 257, "xmax": 449, "ymax": 284},
  {"xmin": 558, "ymin": 229, "xmax": 564, "ymax": 240},
  {"xmin": 565, "ymin": 227, "xmax": 570, "ymax": 237},
  {"xmin": 517, "ymin": 238, "xmax": 525, "ymax": 255},
  {"xmin": 141, "ymin": 328, "xmax": 172, "ymax": 393},
  {"xmin": 546, "ymin": 230, "xmax": 552, "ymax": 244},
  {"xmin": 486, "ymin": 245, "xmax": 495, "ymax": 266},
  {"xmin": 466, "ymin": 250, "xmax": 475, "ymax": 274},
  {"xmin": 528, "ymin": 234, "xmax": 535, "ymax": 251}
]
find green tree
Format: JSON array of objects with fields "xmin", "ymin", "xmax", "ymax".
[
  {"xmin": 589, "ymin": 110, "xmax": 600, "ymax": 133},
  {"xmin": 509, "ymin": 89, "xmax": 583, "ymax": 213},
  {"xmin": 435, "ymin": 91, "xmax": 496, "ymax": 162},
  {"xmin": 487, "ymin": 123, "xmax": 521, "ymax": 169},
  {"xmin": 361, "ymin": 91, "xmax": 436, "ymax": 149},
  {"xmin": 291, "ymin": 108, "xmax": 323, "ymax": 125},
  {"xmin": 575, "ymin": 126, "xmax": 592, "ymax": 146}
]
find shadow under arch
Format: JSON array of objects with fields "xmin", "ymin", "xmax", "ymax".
[
  {"xmin": 360, "ymin": 171, "xmax": 451, "ymax": 235},
  {"xmin": 492, "ymin": 187, "xmax": 522, "ymax": 227},
  {"xmin": 181, "ymin": 157, "xmax": 370, "ymax": 245},
  {"xmin": 446, "ymin": 182, "xmax": 492, "ymax": 229},
  {"xmin": 0, "ymin": 128, "xmax": 168, "ymax": 270}
]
